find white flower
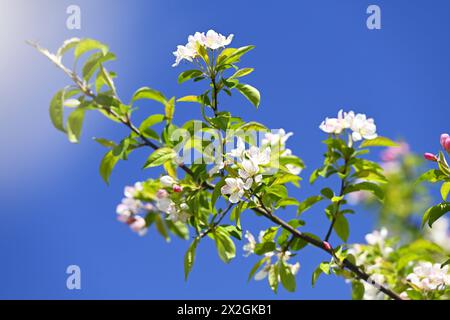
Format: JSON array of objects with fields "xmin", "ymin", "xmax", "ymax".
[
  {"xmin": 289, "ymin": 262, "xmax": 301, "ymax": 275},
  {"xmin": 254, "ymin": 262, "xmax": 271, "ymax": 281},
  {"xmin": 365, "ymin": 228, "xmax": 388, "ymax": 246},
  {"xmin": 243, "ymin": 231, "xmax": 257, "ymax": 257},
  {"xmin": 167, "ymin": 203, "xmax": 191, "ymax": 223},
  {"xmin": 172, "ymin": 44, "xmax": 196, "ymax": 67},
  {"xmin": 238, "ymin": 159, "xmax": 262, "ymax": 187},
  {"xmin": 248, "ymin": 146, "xmax": 271, "ymax": 166},
  {"xmin": 124, "ymin": 182, "xmax": 143, "ymax": 198},
  {"xmin": 406, "ymin": 262, "xmax": 450, "ymax": 291},
  {"xmin": 227, "ymin": 137, "xmax": 246, "ymax": 160},
  {"xmin": 286, "ymin": 164, "xmax": 302, "ymax": 175},
  {"xmin": 203, "ymin": 29, "xmax": 234, "ymax": 50},
  {"xmin": 156, "ymin": 197, "xmax": 176, "ymax": 214},
  {"xmin": 262, "ymin": 129, "xmax": 293, "ymax": 148},
  {"xmin": 116, "ymin": 197, "xmax": 142, "ymax": 217},
  {"xmin": 208, "ymin": 160, "xmax": 225, "ymax": 176},
  {"xmin": 363, "ymin": 274, "xmax": 386, "ymax": 300},
  {"xmin": 426, "ymin": 217, "xmax": 450, "ymax": 252},
  {"xmin": 319, "ymin": 110, "xmax": 377, "ymax": 142},
  {"xmin": 365, "ymin": 228, "xmax": 393, "ymax": 257},
  {"xmin": 350, "ymin": 113, "xmax": 377, "ymax": 141},
  {"xmin": 187, "ymin": 32, "xmax": 206, "ymax": 51},
  {"xmin": 319, "ymin": 117, "xmax": 344, "ymax": 134},
  {"xmin": 221, "ymin": 177, "xmax": 246, "ymax": 203},
  {"xmin": 160, "ymin": 175, "xmax": 176, "ymax": 187}
]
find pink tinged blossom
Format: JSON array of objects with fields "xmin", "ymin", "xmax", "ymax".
[
  {"xmin": 129, "ymin": 216, "xmax": 146, "ymax": 233},
  {"xmin": 156, "ymin": 189, "xmax": 169, "ymax": 199},
  {"xmin": 173, "ymin": 185, "xmax": 183, "ymax": 193},
  {"xmin": 424, "ymin": 152, "xmax": 438, "ymax": 162},
  {"xmin": 441, "ymin": 133, "xmax": 450, "ymax": 152}
]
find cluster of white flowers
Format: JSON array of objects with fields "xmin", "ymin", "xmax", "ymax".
[
  {"xmin": 116, "ymin": 182, "xmax": 152, "ymax": 236},
  {"xmin": 220, "ymin": 130, "xmax": 301, "ymax": 203},
  {"xmin": 347, "ymin": 228, "xmax": 394, "ymax": 300},
  {"xmin": 243, "ymin": 231, "xmax": 300, "ymax": 281},
  {"xmin": 319, "ymin": 110, "xmax": 378, "ymax": 142},
  {"xmin": 155, "ymin": 176, "xmax": 191, "ymax": 223},
  {"xmin": 406, "ymin": 262, "xmax": 450, "ymax": 291},
  {"xmin": 425, "ymin": 217, "xmax": 450, "ymax": 252},
  {"xmin": 172, "ymin": 30, "xmax": 234, "ymax": 67}
]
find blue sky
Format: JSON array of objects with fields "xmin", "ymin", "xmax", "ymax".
[{"xmin": 0, "ymin": 0, "xmax": 449, "ymax": 299}]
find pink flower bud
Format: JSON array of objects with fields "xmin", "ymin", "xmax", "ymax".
[
  {"xmin": 173, "ymin": 185, "xmax": 183, "ymax": 193},
  {"xmin": 323, "ymin": 241, "xmax": 332, "ymax": 251},
  {"xmin": 424, "ymin": 152, "xmax": 438, "ymax": 162},
  {"xmin": 156, "ymin": 189, "xmax": 169, "ymax": 199},
  {"xmin": 441, "ymin": 133, "xmax": 450, "ymax": 152},
  {"xmin": 129, "ymin": 216, "xmax": 146, "ymax": 232}
]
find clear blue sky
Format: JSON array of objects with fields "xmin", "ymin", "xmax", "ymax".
[{"xmin": 0, "ymin": 0, "xmax": 448, "ymax": 299}]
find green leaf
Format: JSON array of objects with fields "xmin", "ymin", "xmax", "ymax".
[
  {"xmin": 131, "ymin": 87, "xmax": 167, "ymax": 105},
  {"xmin": 236, "ymin": 121, "xmax": 268, "ymax": 132},
  {"xmin": 334, "ymin": 214, "xmax": 350, "ymax": 242},
  {"xmin": 359, "ymin": 136, "xmax": 398, "ymax": 148},
  {"xmin": 154, "ymin": 214, "xmax": 170, "ymax": 242},
  {"xmin": 82, "ymin": 52, "xmax": 116, "ymax": 81},
  {"xmin": 254, "ymin": 242, "xmax": 276, "ymax": 255},
  {"xmin": 49, "ymin": 90, "xmax": 66, "ymax": 132},
  {"xmin": 178, "ymin": 70, "xmax": 204, "ymax": 84},
  {"xmin": 93, "ymin": 137, "xmax": 116, "ymax": 148},
  {"xmin": 184, "ymin": 238, "xmax": 199, "ymax": 281},
  {"xmin": 143, "ymin": 147, "xmax": 176, "ymax": 168},
  {"xmin": 422, "ymin": 202, "xmax": 450, "ymax": 227},
  {"xmin": 213, "ymin": 227, "xmax": 236, "ymax": 263},
  {"xmin": 66, "ymin": 107, "xmax": 86, "ymax": 143},
  {"xmin": 320, "ymin": 187, "xmax": 334, "ymax": 199},
  {"xmin": 229, "ymin": 68, "xmax": 254, "ymax": 79},
  {"xmin": 268, "ymin": 264, "xmax": 279, "ymax": 293},
  {"xmin": 99, "ymin": 149, "xmax": 119, "ymax": 184},
  {"xmin": 344, "ymin": 182, "xmax": 384, "ymax": 200},
  {"xmin": 297, "ymin": 195, "xmax": 323, "ymax": 215},
  {"xmin": 279, "ymin": 262, "xmax": 296, "ymax": 292},
  {"xmin": 417, "ymin": 169, "xmax": 448, "ymax": 184},
  {"xmin": 139, "ymin": 114, "xmax": 165, "ymax": 132},
  {"xmin": 235, "ymin": 83, "xmax": 260, "ymax": 108},
  {"xmin": 165, "ymin": 97, "xmax": 176, "ymax": 122},
  {"xmin": 248, "ymin": 257, "xmax": 268, "ymax": 282},
  {"xmin": 352, "ymin": 281, "xmax": 365, "ymax": 300},
  {"xmin": 441, "ymin": 182, "xmax": 450, "ymax": 201},
  {"xmin": 219, "ymin": 45, "xmax": 255, "ymax": 66},
  {"xmin": 56, "ymin": 38, "xmax": 80, "ymax": 57},
  {"xmin": 177, "ymin": 95, "xmax": 201, "ymax": 103},
  {"xmin": 74, "ymin": 38, "xmax": 108, "ymax": 59}
]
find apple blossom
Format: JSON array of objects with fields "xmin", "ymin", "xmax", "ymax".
[
  {"xmin": 350, "ymin": 114, "xmax": 377, "ymax": 141},
  {"xmin": 406, "ymin": 261, "xmax": 450, "ymax": 291},
  {"xmin": 129, "ymin": 216, "xmax": 147, "ymax": 234},
  {"xmin": 262, "ymin": 129, "xmax": 293, "ymax": 148},
  {"xmin": 243, "ymin": 231, "xmax": 256, "ymax": 257},
  {"xmin": 363, "ymin": 274, "xmax": 386, "ymax": 300},
  {"xmin": 203, "ymin": 29, "xmax": 234, "ymax": 50},
  {"xmin": 221, "ymin": 177, "xmax": 246, "ymax": 203},
  {"xmin": 172, "ymin": 44, "xmax": 196, "ymax": 67}
]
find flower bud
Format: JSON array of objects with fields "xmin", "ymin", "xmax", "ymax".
[
  {"xmin": 424, "ymin": 152, "xmax": 438, "ymax": 162},
  {"xmin": 160, "ymin": 175, "xmax": 175, "ymax": 187},
  {"xmin": 323, "ymin": 241, "xmax": 332, "ymax": 251},
  {"xmin": 441, "ymin": 133, "xmax": 450, "ymax": 152},
  {"xmin": 173, "ymin": 185, "xmax": 183, "ymax": 193}
]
